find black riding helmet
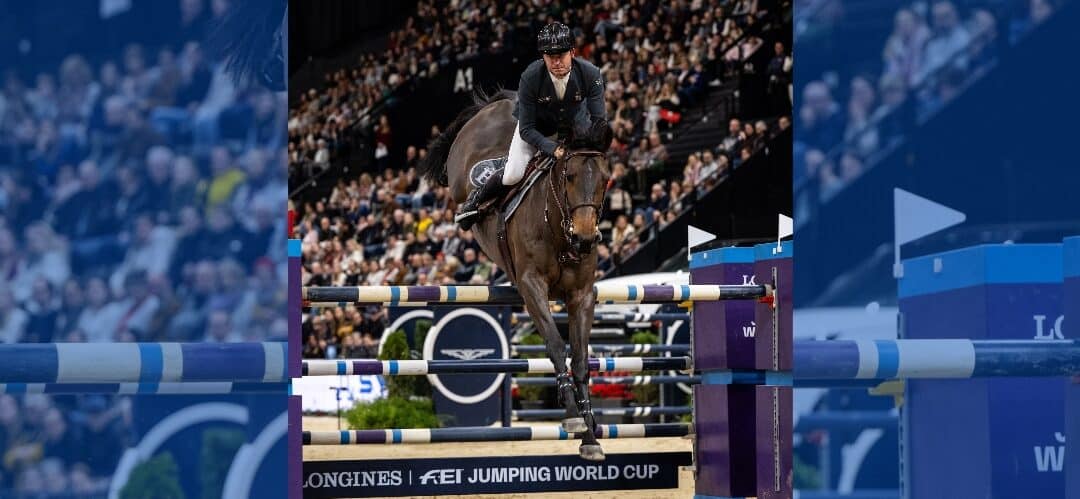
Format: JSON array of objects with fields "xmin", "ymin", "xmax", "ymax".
[{"xmin": 537, "ymin": 22, "xmax": 574, "ymax": 54}]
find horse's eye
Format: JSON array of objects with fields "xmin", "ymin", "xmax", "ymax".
[{"xmin": 566, "ymin": 174, "xmax": 576, "ymax": 182}]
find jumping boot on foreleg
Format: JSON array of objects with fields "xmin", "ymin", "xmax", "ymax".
[
  {"xmin": 575, "ymin": 380, "xmax": 605, "ymax": 461},
  {"xmin": 556, "ymin": 372, "xmax": 587, "ymax": 432}
]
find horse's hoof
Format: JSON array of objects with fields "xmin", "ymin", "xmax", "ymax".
[
  {"xmin": 579, "ymin": 444, "xmax": 606, "ymax": 461},
  {"xmin": 562, "ymin": 417, "xmax": 587, "ymax": 433}
]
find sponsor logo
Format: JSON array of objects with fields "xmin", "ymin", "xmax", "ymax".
[
  {"xmin": 419, "ymin": 469, "xmax": 462, "ymax": 485},
  {"xmin": 440, "ymin": 349, "xmax": 495, "ymax": 361},
  {"xmin": 303, "ymin": 471, "xmax": 402, "ymax": 488},
  {"xmin": 468, "ymin": 158, "xmax": 505, "ymax": 188},
  {"xmin": 1034, "ymin": 432, "xmax": 1065, "ymax": 472},
  {"xmin": 1033, "ymin": 314, "xmax": 1065, "ymax": 340}
]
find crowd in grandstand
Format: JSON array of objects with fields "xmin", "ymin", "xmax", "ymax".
[
  {"xmin": 293, "ymin": 0, "xmax": 792, "ymax": 361},
  {"xmin": 0, "ymin": 0, "xmax": 286, "ymax": 493},
  {"xmin": 795, "ymin": 0, "xmax": 1056, "ymax": 196}
]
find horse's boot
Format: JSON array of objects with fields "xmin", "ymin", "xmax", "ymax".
[{"xmin": 455, "ymin": 174, "xmax": 509, "ymax": 230}]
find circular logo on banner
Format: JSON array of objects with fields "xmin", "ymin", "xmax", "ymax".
[
  {"xmin": 378, "ymin": 309, "xmax": 435, "ymax": 357},
  {"xmin": 424, "ymin": 308, "xmax": 508, "ymax": 405}
]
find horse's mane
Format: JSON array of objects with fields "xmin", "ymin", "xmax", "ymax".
[
  {"xmin": 207, "ymin": 0, "xmax": 287, "ymax": 88},
  {"xmin": 566, "ymin": 118, "xmax": 614, "ymax": 151},
  {"xmin": 418, "ymin": 87, "xmax": 516, "ymax": 186}
]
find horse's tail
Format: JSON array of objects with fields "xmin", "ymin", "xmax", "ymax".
[{"xmin": 419, "ymin": 87, "xmax": 515, "ymax": 186}]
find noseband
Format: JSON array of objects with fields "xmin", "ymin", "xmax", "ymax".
[{"xmin": 546, "ymin": 150, "xmax": 608, "ymax": 263}]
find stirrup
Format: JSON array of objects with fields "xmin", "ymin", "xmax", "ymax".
[{"xmin": 454, "ymin": 209, "xmax": 479, "ymax": 223}]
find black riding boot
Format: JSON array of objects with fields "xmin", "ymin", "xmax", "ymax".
[{"xmin": 455, "ymin": 174, "xmax": 509, "ymax": 230}]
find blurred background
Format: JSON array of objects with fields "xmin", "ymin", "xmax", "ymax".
[
  {"xmin": 0, "ymin": 0, "xmax": 288, "ymax": 497},
  {"xmin": 795, "ymin": 0, "xmax": 1079, "ymax": 305},
  {"xmin": 793, "ymin": 0, "xmax": 1080, "ymax": 496}
]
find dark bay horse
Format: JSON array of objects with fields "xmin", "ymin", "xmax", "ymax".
[{"xmin": 419, "ymin": 89, "xmax": 612, "ymax": 461}]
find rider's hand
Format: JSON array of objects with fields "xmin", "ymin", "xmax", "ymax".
[{"xmin": 554, "ymin": 146, "xmax": 566, "ymax": 159}]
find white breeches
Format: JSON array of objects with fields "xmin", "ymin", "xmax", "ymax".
[{"xmin": 503, "ymin": 122, "xmax": 536, "ymax": 186}]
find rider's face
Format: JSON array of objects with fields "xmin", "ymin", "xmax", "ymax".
[{"xmin": 543, "ymin": 49, "xmax": 574, "ymax": 78}]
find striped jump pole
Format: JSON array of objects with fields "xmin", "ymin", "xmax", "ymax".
[
  {"xmin": 794, "ymin": 339, "xmax": 1080, "ymax": 380},
  {"xmin": 302, "ymin": 423, "xmax": 692, "ymax": 445},
  {"xmin": 0, "ymin": 382, "xmax": 288, "ymax": 395},
  {"xmin": 513, "ymin": 406, "xmax": 692, "ymax": 419},
  {"xmin": 514, "ymin": 375, "xmax": 701, "ymax": 386},
  {"xmin": 302, "ymin": 283, "xmax": 768, "ymax": 306},
  {"xmin": 512, "ymin": 312, "xmax": 692, "ymax": 322},
  {"xmin": 512, "ymin": 344, "xmax": 691, "ymax": 355},
  {"xmin": 303, "ymin": 356, "xmax": 689, "ymax": 376},
  {"xmin": 514, "ymin": 374, "xmax": 898, "ymax": 389},
  {"xmin": 0, "ymin": 342, "xmax": 288, "ymax": 383}
]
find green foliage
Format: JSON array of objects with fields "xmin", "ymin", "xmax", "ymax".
[
  {"xmin": 346, "ymin": 397, "xmax": 441, "ymax": 429},
  {"xmin": 628, "ymin": 330, "xmax": 661, "ymax": 404},
  {"xmin": 379, "ymin": 328, "xmax": 431, "ymax": 399},
  {"xmin": 793, "ymin": 453, "xmax": 822, "ymax": 489},
  {"xmin": 515, "ymin": 332, "xmax": 549, "ymax": 401},
  {"xmin": 629, "ymin": 330, "xmax": 660, "ymax": 351},
  {"xmin": 120, "ymin": 453, "xmax": 185, "ymax": 499},
  {"xmin": 200, "ymin": 428, "xmax": 245, "ymax": 499}
]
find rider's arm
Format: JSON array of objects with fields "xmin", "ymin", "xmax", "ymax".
[
  {"xmin": 585, "ymin": 70, "xmax": 606, "ymax": 121},
  {"xmin": 517, "ymin": 72, "xmax": 559, "ymax": 156}
]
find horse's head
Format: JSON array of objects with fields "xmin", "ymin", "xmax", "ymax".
[{"xmin": 555, "ymin": 150, "xmax": 611, "ymax": 255}]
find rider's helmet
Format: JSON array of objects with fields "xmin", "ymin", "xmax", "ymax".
[{"xmin": 537, "ymin": 22, "xmax": 574, "ymax": 55}]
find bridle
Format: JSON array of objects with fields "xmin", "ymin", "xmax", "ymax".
[{"xmin": 545, "ymin": 150, "xmax": 609, "ymax": 263}]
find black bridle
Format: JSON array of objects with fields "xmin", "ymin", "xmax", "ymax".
[{"xmin": 545, "ymin": 150, "xmax": 609, "ymax": 263}]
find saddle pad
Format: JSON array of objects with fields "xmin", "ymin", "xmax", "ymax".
[{"xmin": 503, "ymin": 156, "xmax": 554, "ymax": 223}]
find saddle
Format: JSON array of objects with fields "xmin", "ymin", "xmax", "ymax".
[{"xmin": 468, "ymin": 154, "xmax": 555, "ymax": 282}]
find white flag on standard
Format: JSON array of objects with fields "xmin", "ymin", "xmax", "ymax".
[
  {"xmin": 893, "ymin": 188, "xmax": 966, "ymax": 277},
  {"xmin": 687, "ymin": 225, "xmax": 717, "ymax": 260},
  {"xmin": 776, "ymin": 214, "xmax": 793, "ymax": 254}
]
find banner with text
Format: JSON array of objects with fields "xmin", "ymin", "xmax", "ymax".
[{"xmin": 302, "ymin": 452, "xmax": 692, "ymax": 498}]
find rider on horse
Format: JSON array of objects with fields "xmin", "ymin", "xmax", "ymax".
[{"xmin": 455, "ymin": 22, "xmax": 607, "ymax": 230}]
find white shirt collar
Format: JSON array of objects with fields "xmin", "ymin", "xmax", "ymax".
[{"xmin": 549, "ymin": 71, "xmax": 570, "ymax": 85}]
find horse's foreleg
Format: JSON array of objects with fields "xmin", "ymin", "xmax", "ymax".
[
  {"xmin": 567, "ymin": 289, "xmax": 604, "ymax": 461},
  {"xmin": 517, "ymin": 273, "xmax": 581, "ymax": 431}
]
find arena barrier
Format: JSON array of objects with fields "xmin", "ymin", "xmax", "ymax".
[
  {"xmin": 301, "ymin": 283, "xmax": 768, "ymax": 306},
  {"xmin": 302, "ymin": 423, "xmax": 692, "ymax": 445},
  {"xmin": 0, "ymin": 342, "xmax": 288, "ymax": 383},
  {"xmin": 301, "ymin": 356, "xmax": 690, "ymax": 376}
]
